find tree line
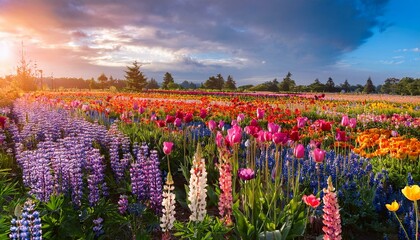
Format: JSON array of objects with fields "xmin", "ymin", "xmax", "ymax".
[{"xmin": 1, "ymin": 60, "xmax": 419, "ymax": 95}]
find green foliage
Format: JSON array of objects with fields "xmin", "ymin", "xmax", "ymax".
[
  {"xmin": 249, "ymin": 79, "xmax": 279, "ymax": 92},
  {"xmin": 278, "ymin": 72, "xmax": 296, "ymax": 92},
  {"xmin": 364, "ymin": 77, "xmax": 375, "ymax": 94},
  {"xmin": 162, "ymin": 72, "xmax": 174, "ymax": 89},
  {"xmin": 125, "ymin": 61, "xmax": 148, "ymax": 91},
  {"xmin": 203, "ymin": 74, "xmax": 225, "ymax": 90},
  {"xmin": 146, "ymin": 78, "xmax": 160, "ymax": 89},
  {"xmin": 223, "ymin": 75, "xmax": 237, "ymax": 90},
  {"xmin": 173, "ymin": 215, "xmax": 231, "ymax": 239}
]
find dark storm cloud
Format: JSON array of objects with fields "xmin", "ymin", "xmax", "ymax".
[{"xmin": 0, "ymin": 0, "xmax": 390, "ymax": 83}]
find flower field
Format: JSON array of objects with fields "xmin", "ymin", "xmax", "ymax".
[{"xmin": 0, "ymin": 90, "xmax": 419, "ymax": 240}]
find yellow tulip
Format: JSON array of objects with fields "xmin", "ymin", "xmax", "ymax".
[
  {"xmin": 385, "ymin": 201, "xmax": 400, "ymax": 212},
  {"xmin": 401, "ymin": 185, "xmax": 420, "ymax": 201}
]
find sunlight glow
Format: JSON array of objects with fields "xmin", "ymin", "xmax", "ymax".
[{"xmin": 0, "ymin": 40, "xmax": 11, "ymax": 61}]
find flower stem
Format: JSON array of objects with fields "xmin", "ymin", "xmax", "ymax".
[{"xmin": 393, "ymin": 212, "xmax": 410, "ymax": 240}]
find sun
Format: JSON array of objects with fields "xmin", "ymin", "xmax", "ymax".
[{"xmin": 0, "ymin": 40, "xmax": 12, "ymax": 61}]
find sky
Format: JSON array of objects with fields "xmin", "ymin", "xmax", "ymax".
[{"xmin": 0, "ymin": 0, "xmax": 419, "ymax": 86}]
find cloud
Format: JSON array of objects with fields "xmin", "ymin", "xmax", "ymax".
[{"xmin": 0, "ymin": 0, "xmax": 390, "ymax": 83}]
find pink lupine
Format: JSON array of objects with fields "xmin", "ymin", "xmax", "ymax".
[
  {"xmin": 218, "ymin": 162, "xmax": 233, "ymax": 225},
  {"xmin": 322, "ymin": 176, "xmax": 342, "ymax": 240}
]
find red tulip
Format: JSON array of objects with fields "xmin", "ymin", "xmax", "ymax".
[
  {"xmin": 184, "ymin": 113, "xmax": 193, "ymax": 123},
  {"xmin": 320, "ymin": 120, "xmax": 332, "ymax": 131},
  {"xmin": 294, "ymin": 144, "xmax": 305, "ymax": 158},
  {"xmin": 290, "ymin": 129, "xmax": 299, "ymax": 142},
  {"xmin": 163, "ymin": 142, "xmax": 174, "ymax": 155},
  {"xmin": 335, "ymin": 129, "xmax": 347, "ymax": 141},
  {"xmin": 175, "ymin": 110, "xmax": 184, "ymax": 119},
  {"xmin": 200, "ymin": 109, "xmax": 207, "ymax": 119},
  {"xmin": 250, "ymin": 118, "xmax": 258, "ymax": 127},
  {"xmin": 0, "ymin": 116, "xmax": 7, "ymax": 129},
  {"xmin": 312, "ymin": 148, "xmax": 326, "ymax": 163},
  {"xmin": 165, "ymin": 115, "xmax": 175, "ymax": 124},
  {"xmin": 302, "ymin": 194, "xmax": 321, "ymax": 208}
]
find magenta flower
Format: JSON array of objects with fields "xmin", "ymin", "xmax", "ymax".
[
  {"xmin": 250, "ymin": 118, "xmax": 258, "ymax": 126},
  {"xmin": 294, "ymin": 144, "xmax": 305, "ymax": 158},
  {"xmin": 237, "ymin": 113, "xmax": 245, "ymax": 123},
  {"xmin": 218, "ymin": 120, "xmax": 225, "ymax": 129},
  {"xmin": 267, "ymin": 122, "xmax": 280, "ymax": 133},
  {"xmin": 216, "ymin": 131, "xmax": 224, "ymax": 147},
  {"xmin": 150, "ymin": 113, "xmax": 157, "ymax": 121},
  {"xmin": 272, "ymin": 132, "xmax": 288, "ymax": 145},
  {"xmin": 257, "ymin": 130, "xmax": 272, "ymax": 143},
  {"xmin": 174, "ymin": 118, "xmax": 182, "ymax": 127},
  {"xmin": 349, "ymin": 118, "xmax": 357, "ymax": 128},
  {"xmin": 320, "ymin": 120, "xmax": 332, "ymax": 131},
  {"xmin": 226, "ymin": 125, "xmax": 242, "ymax": 146},
  {"xmin": 341, "ymin": 115, "xmax": 349, "ymax": 127},
  {"xmin": 335, "ymin": 129, "xmax": 347, "ymax": 142},
  {"xmin": 184, "ymin": 112, "xmax": 193, "ymax": 123},
  {"xmin": 200, "ymin": 109, "xmax": 207, "ymax": 119},
  {"xmin": 312, "ymin": 148, "xmax": 326, "ymax": 163},
  {"xmin": 238, "ymin": 168, "xmax": 255, "ymax": 181},
  {"xmin": 163, "ymin": 142, "xmax": 174, "ymax": 155},
  {"xmin": 297, "ymin": 117, "xmax": 308, "ymax": 128},
  {"xmin": 208, "ymin": 120, "xmax": 217, "ymax": 131},
  {"xmin": 256, "ymin": 108, "xmax": 265, "ymax": 119},
  {"xmin": 244, "ymin": 125, "xmax": 260, "ymax": 138}
]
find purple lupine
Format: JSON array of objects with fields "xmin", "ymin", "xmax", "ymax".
[
  {"xmin": 86, "ymin": 148, "xmax": 106, "ymax": 206},
  {"xmin": 92, "ymin": 217, "xmax": 104, "ymax": 237},
  {"xmin": 10, "ymin": 199, "xmax": 42, "ymax": 239},
  {"xmin": 118, "ymin": 195, "xmax": 129, "ymax": 214},
  {"xmin": 147, "ymin": 150, "xmax": 163, "ymax": 214}
]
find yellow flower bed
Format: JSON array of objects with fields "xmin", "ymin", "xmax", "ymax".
[{"xmin": 354, "ymin": 128, "xmax": 420, "ymax": 160}]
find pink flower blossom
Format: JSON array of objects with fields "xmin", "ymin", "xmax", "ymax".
[
  {"xmin": 267, "ymin": 122, "xmax": 280, "ymax": 133},
  {"xmin": 294, "ymin": 144, "xmax": 305, "ymax": 158},
  {"xmin": 322, "ymin": 176, "xmax": 342, "ymax": 240},
  {"xmin": 256, "ymin": 108, "xmax": 265, "ymax": 119},
  {"xmin": 163, "ymin": 142, "xmax": 174, "ymax": 155},
  {"xmin": 341, "ymin": 115, "xmax": 349, "ymax": 127},
  {"xmin": 313, "ymin": 148, "xmax": 326, "ymax": 163},
  {"xmin": 208, "ymin": 120, "xmax": 217, "ymax": 131},
  {"xmin": 302, "ymin": 194, "xmax": 321, "ymax": 208}
]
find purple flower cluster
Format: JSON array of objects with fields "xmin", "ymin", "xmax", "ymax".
[
  {"xmin": 130, "ymin": 143, "xmax": 162, "ymax": 214},
  {"xmin": 92, "ymin": 217, "xmax": 104, "ymax": 237},
  {"xmin": 108, "ymin": 123, "xmax": 131, "ymax": 182},
  {"xmin": 86, "ymin": 148, "xmax": 107, "ymax": 206},
  {"xmin": 9, "ymin": 199, "xmax": 42, "ymax": 240},
  {"xmin": 118, "ymin": 195, "xmax": 129, "ymax": 214},
  {"xmin": 238, "ymin": 168, "xmax": 256, "ymax": 181}
]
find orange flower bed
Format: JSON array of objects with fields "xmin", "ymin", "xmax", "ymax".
[{"xmin": 354, "ymin": 128, "xmax": 420, "ymax": 160}]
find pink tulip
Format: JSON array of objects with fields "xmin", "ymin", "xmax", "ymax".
[
  {"xmin": 216, "ymin": 131, "xmax": 223, "ymax": 147},
  {"xmin": 256, "ymin": 108, "xmax": 265, "ymax": 119},
  {"xmin": 163, "ymin": 142, "xmax": 174, "ymax": 155},
  {"xmin": 139, "ymin": 106, "xmax": 145, "ymax": 114},
  {"xmin": 257, "ymin": 130, "xmax": 272, "ymax": 143},
  {"xmin": 349, "ymin": 118, "xmax": 357, "ymax": 128},
  {"xmin": 175, "ymin": 110, "xmax": 184, "ymax": 119},
  {"xmin": 267, "ymin": 122, "xmax": 280, "ymax": 133},
  {"xmin": 237, "ymin": 113, "xmax": 245, "ymax": 123},
  {"xmin": 184, "ymin": 113, "xmax": 193, "ymax": 123},
  {"xmin": 174, "ymin": 118, "xmax": 182, "ymax": 127},
  {"xmin": 341, "ymin": 115, "xmax": 349, "ymax": 127},
  {"xmin": 297, "ymin": 117, "xmax": 308, "ymax": 128},
  {"xmin": 218, "ymin": 120, "xmax": 225, "ymax": 130},
  {"xmin": 150, "ymin": 113, "xmax": 157, "ymax": 121},
  {"xmin": 250, "ymin": 118, "xmax": 258, "ymax": 127},
  {"xmin": 208, "ymin": 120, "xmax": 217, "ymax": 131},
  {"xmin": 272, "ymin": 132, "xmax": 288, "ymax": 145},
  {"xmin": 391, "ymin": 130, "xmax": 398, "ymax": 137},
  {"xmin": 165, "ymin": 115, "xmax": 175, "ymax": 124},
  {"xmin": 244, "ymin": 125, "xmax": 260, "ymax": 138},
  {"xmin": 226, "ymin": 125, "xmax": 242, "ymax": 146},
  {"xmin": 293, "ymin": 144, "xmax": 305, "ymax": 158},
  {"xmin": 200, "ymin": 109, "xmax": 207, "ymax": 119},
  {"xmin": 231, "ymin": 120, "xmax": 238, "ymax": 127},
  {"xmin": 335, "ymin": 129, "xmax": 347, "ymax": 141},
  {"xmin": 312, "ymin": 148, "xmax": 326, "ymax": 163}
]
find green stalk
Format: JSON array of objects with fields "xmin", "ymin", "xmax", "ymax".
[
  {"xmin": 393, "ymin": 212, "xmax": 410, "ymax": 240},
  {"xmin": 415, "ymin": 201, "xmax": 419, "ymax": 240}
]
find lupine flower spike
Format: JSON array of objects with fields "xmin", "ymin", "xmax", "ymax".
[{"xmin": 322, "ymin": 176, "xmax": 342, "ymax": 240}]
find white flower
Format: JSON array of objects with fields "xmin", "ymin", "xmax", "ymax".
[
  {"xmin": 187, "ymin": 147, "xmax": 208, "ymax": 222},
  {"xmin": 160, "ymin": 184, "xmax": 176, "ymax": 232}
]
